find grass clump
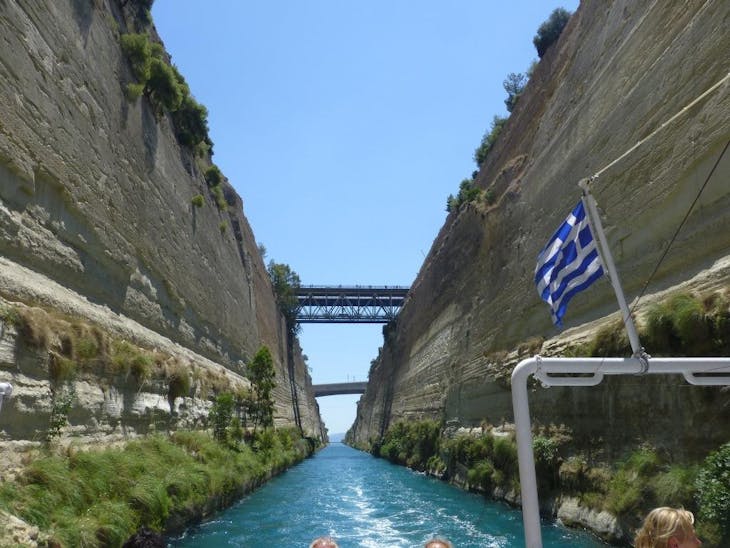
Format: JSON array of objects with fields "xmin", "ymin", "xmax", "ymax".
[
  {"xmin": 644, "ymin": 292, "xmax": 725, "ymax": 356},
  {"xmin": 109, "ymin": 340, "xmax": 152, "ymax": 384},
  {"xmin": 561, "ymin": 289, "xmax": 730, "ymax": 358},
  {"xmin": 191, "ymin": 194, "xmax": 204, "ymax": 208},
  {"xmin": 211, "ymin": 184, "xmax": 227, "ymax": 211}
]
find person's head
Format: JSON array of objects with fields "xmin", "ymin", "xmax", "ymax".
[
  {"xmin": 309, "ymin": 536, "xmax": 338, "ymax": 548},
  {"xmin": 424, "ymin": 538, "xmax": 453, "ymax": 548},
  {"xmin": 634, "ymin": 507, "xmax": 701, "ymax": 548}
]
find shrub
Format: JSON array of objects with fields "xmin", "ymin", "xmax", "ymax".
[
  {"xmin": 172, "ymin": 96, "xmax": 210, "ymax": 147},
  {"xmin": 191, "ymin": 194, "xmax": 204, "ymax": 208},
  {"xmin": 120, "ymin": 33, "xmax": 151, "ymax": 82},
  {"xmin": 147, "ymin": 58, "xmax": 183, "ymax": 113},
  {"xmin": 47, "ymin": 384, "xmax": 75, "ymax": 442},
  {"xmin": 474, "ymin": 115, "xmax": 507, "ymax": 167},
  {"xmin": 533, "ymin": 8, "xmax": 572, "ymax": 58},
  {"xmin": 377, "ymin": 420, "xmax": 442, "ymax": 470},
  {"xmin": 125, "ymin": 82, "xmax": 145, "ymax": 101},
  {"xmin": 446, "ymin": 178, "xmax": 482, "ymax": 213},
  {"xmin": 204, "ymin": 165, "xmax": 223, "ymax": 187},
  {"xmin": 492, "ymin": 436, "xmax": 518, "ymax": 484},
  {"xmin": 468, "ymin": 460, "xmax": 495, "ymax": 491},
  {"xmin": 533, "ymin": 435, "xmax": 560, "ymax": 491},
  {"xmin": 696, "ymin": 442, "xmax": 730, "ymax": 544}
]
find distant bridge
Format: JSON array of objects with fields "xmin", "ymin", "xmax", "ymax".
[
  {"xmin": 313, "ymin": 381, "xmax": 368, "ymax": 397},
  {"xmin": 295, "ymin": 285, "xmax": 409, "ymax": 323}
]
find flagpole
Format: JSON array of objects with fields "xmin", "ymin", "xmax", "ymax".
[{"xmin": 578, "ymin": 179, "xmax": 647, "ymax": 366}]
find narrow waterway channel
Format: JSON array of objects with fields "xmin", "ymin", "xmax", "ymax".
[{"xmin": 171, "ymin": 444, "xmax": 605, "ymax": 547}]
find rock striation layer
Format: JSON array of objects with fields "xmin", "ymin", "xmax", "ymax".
[
  {"xmin": 0, "ymin": 1, "xmax": 324, "ymax": 450},
  {"xmin": 350, "ymin": 0, "xmax": 730, "ymax": 459}
]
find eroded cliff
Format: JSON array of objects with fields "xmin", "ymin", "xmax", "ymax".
[
  {"xmin": 0, "ymin": 0, "xmax": 324, "ymax": 453},
  {"xmin": 350, "ymin": 0, "xmax": 730, "ymax": 458}
]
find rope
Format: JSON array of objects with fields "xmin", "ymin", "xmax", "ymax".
[
  {"xmin": 591, "ymin": 72, "xmax": 730, "ymax": 181},
  {"xmin": 630, "ymin": 139, "xmax": 730, "ymax": 314}
]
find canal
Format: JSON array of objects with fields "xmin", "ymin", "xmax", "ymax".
[{"xmin": 172, "ymin": 443, "xmax": 606, "ymax": 547}]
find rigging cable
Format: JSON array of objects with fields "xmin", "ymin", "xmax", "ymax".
[
  {"xmin": 591, "ymin": 72, "xmax": 730, "ymax": 181},
  {"xmin": 629, "ymin": 139, "xmax": 729, "ymax": 316},
  {"xmin": 574, "ymin": 71, "xmax": 730, "ymax": 316}
]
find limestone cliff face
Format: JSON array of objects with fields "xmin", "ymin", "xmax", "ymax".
[
  {"xmin": 0, "ymin": 1, "xmax": 324, "ymax": 447},
  {"xmin": 350, "ymin": 0, "xmax": 730, "ymax": 457}
]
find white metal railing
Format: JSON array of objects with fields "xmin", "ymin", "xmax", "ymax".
[{"xmin": 511, "ymin": 356, "xmax": 730, "ymax": 547}]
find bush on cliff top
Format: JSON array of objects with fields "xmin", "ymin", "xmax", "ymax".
[
  {"xmin": 120, "ymin": 32, "xmax": 210, "ymax": 151},
  {"xmin": 533, "ymin": 7, "xmax": 572, "ymax": 58}
]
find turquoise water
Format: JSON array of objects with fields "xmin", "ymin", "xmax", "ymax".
[{"xmin": 171, "ymin": 444, "xmax": 606, "ymax": 547}]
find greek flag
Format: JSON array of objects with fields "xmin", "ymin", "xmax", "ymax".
[{"xmin": 535, "ymin": 200, "xmax": 604, "ymax": 325}]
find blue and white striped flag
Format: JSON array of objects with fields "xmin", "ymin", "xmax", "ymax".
[{"xmin": 535, "ymin": 200, "xmax": 604, "ymax": 325}]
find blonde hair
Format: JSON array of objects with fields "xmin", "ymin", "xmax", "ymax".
[
  {"xmin": 309, "ymin": 537, "xmax": 338, "ymax": 548},
  {"xmin": 634, "ymin": 507, "xmax": 696, "ymax": 548},
  {"xmin": 425, "ymin": 539, "xmax": 453, "ymax": 548}
]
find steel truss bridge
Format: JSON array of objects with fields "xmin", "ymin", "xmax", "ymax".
[
  {"xmin": 312, "ymin": 382, "xmax": 368, "ymax": 397},
  {"xmin": 295, "ymin": 285, "xmax": 409, "ymax": 323}
]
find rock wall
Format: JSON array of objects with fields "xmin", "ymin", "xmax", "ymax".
[
  {"xmin": 350, "ymin": 0, "xmax": 730, "ymax": 458},
  {"xmin": 0, "ymin": 0, "xmax": 324, "ymax": 448}
]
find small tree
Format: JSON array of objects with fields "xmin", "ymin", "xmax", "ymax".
[
  {"xmin": 503, "ymin": 72, "xmax": 527, "ymax": 113},
  {"xmin": 533, "ymin": 8, "xmax": 572, "ymax": 58},
  {"xmin": 248, "ymin": 346, "xmax": 276, "ymax": 432},
  {"xmin": 267, "ymin": 261, "xmax": 301, "ymax": 335},
  {"xmin": 209, "ymin": 392, "xmax": 234, "ymax": 443},
  {"xmin": 172, "ymin": 96, "xmax": 210, "ymax": 147}
]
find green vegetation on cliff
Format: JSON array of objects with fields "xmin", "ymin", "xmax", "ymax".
[
  {"xmin": 0, "ymin": 428, "xmax": 312, "ymax": 547},
  {"xmin": 267, "ymin": 261, "xmax": 302, "ymax": 336},
  {"xmin": 563, "ymin": 290, "xmax": 730, "ymax": 359},
  {"xmin": 533, "ymin": 7, "xmax": 572, "ymax": 58},
  {"xmin": 447, "ymin": 7, "xmax": 572, "ymax": 213},
  {"xmin": 364, "ymin": 420, "xmax": 730, "ymax": 546},
  {"xmin": 120, "ymin": 32, "xmax": 211, "ymax": 152}
]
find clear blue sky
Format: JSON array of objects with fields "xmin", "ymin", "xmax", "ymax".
[{"xmin": 152, "ymin": 1, "xmax": 580, "ymax": 435}]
